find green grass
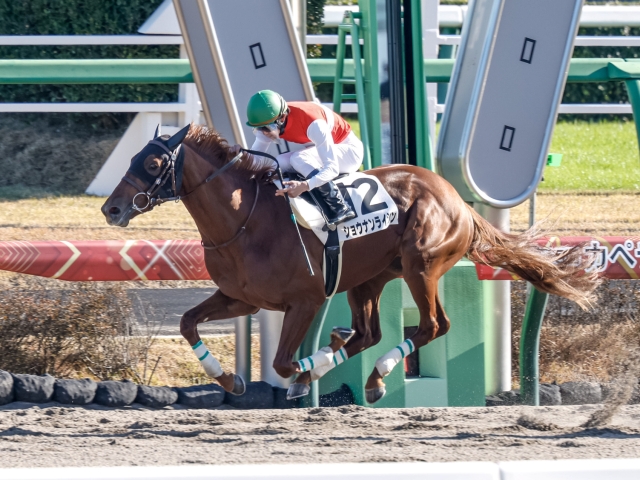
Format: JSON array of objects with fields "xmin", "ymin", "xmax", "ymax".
[
  {"xmin": 543, "ymin": 120, "xmax": 640, "ymax": 191},
  {"xmin": 356, "ymin": 118, "xmax": 640, "ymax": 191}
]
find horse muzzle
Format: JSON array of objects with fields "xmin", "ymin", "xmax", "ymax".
[{"xmin": 101, "ymin": 203, "xmax": 131, "ymax": 227}]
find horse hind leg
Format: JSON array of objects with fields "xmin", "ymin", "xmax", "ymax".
[
  {"xmin": 365, "ymin": 260, "xmax": 452, "ymax": 404},
  {"xmin": 286, "ymin": 327, "xmax": 356, "ymax": 400},
  {"xmin": 292, "ymin": 267, "xmax": 398, "ymax": 397}
]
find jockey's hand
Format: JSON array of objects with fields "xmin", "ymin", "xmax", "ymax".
[
  {"xmin": 276, "ymin": 180, "xmax": 309, "ymax": 198},
  {"xmin": 229, "ymin": 144, "xmax": 243, "ymax": 157}
]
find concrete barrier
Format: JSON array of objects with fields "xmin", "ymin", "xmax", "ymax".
[
  {"xmin": 0, "ymin": 462, "xmax": 500, "ymax": 480},
  {"xmin": 3, "ymin": 459, "xmax": 640, "ymax": 479}
]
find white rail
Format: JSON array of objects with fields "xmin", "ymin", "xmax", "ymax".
[
  {"xmin": 2, "ymin": 459, "xmax": 640, "ymax": 480},
  {"xmin": 323, "ymin": 5, "xmax": 640, "ymax": 28},
  {"xmin": 0, "ymin": 103, "xmax": 193, "ymax": 113},
  {"xmin": 0, "ymin": 35, "xmax": 182, "ymax": 45}
]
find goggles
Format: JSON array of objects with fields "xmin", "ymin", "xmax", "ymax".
[{"xmin": 257, "ymin": 122, "xmax": 280, "ymax": 134}]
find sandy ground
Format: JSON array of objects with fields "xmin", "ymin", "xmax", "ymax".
[{"xmin": 1, "ymin": 403, "xmax": 640, "ymax": 467}]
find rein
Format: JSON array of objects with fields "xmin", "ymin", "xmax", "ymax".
[{"xmin": 201, "ymin": 180, "xmax": 260, "ymax": 250}]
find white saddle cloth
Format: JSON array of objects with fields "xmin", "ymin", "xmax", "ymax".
[{"xmin": 277, "ymin": 172, "xmax": 398, "ymax": 245}]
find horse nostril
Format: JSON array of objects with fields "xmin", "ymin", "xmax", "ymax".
[{"xmin": 109, "ymin": 206, "xmax": 121, "ymax": 216}]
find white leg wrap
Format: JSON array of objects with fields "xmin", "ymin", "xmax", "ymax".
[
  {"xmin": 375, "ymin": 339, "xmax": 415, "ymax": 377},
  {"xmin": 310, "ymin": 347, "xmax": 348, "ymax": 381},
  {"xmin": 192, "ymin": 340, "xmax": 223, "ymax": 378},
  {"xmin": 298, "ymin": 346, "xmax": 333, "ymax": 373}
]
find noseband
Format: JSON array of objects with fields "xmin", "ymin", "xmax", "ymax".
[
  {"xmin": 122, "ymin": 140, "xmax": 182, "ymax": 212},
  {"xmin": 123, "ymin": 139, "xmax": 245, "ymax": 213}
]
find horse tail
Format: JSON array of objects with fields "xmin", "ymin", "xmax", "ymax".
[{"xmin": 465, "ymin": 205, "xmax": 600, "ymax": 310}]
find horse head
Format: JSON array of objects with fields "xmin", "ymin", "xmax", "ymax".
[{"xmin": 101, "ymin": 124, "xmax": 191, "ymax": 227}]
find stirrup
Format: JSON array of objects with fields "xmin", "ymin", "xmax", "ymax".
[{"xmin": 324, "ymin": 209, "xmax": 356, "ymax": 230}]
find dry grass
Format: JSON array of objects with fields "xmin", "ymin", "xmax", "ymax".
[
  {"xmin": 511, "ymin": 191, "xmax": 640, "ymax": 236},
  {"xmin": 511, "ymin": 280, "xmax": 640, "ymax": 386},
  {"xmin": 142, "ymin": 336, "xmax": 261, "ymax": 387},
  {"xmin": 0, "ymin": 195, "xmax": 198, "ymax": 241}
]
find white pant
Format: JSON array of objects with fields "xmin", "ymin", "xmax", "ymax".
[{"xmin": 277, "ymin": 131, "xmax": 364, "ymax": 183}]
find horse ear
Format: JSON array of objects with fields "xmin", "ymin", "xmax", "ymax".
[
  {"xmin": 166, "ymin": 124, "xmax": 191, "ymax": 149},
  {"xmin": 154, "ymin": 124, "xmax": 160, "ymax": 138}
]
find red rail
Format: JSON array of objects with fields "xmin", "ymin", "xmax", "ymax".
[
  {"xmin": 475, "ymin": 236, "xmax": 640, "ymax": 281},
  {"xmin": 0, "ymin": 240, "xmax": 209, "ymax": 281},
  {"xmin": 0, "ymin": 236, "xmax": 637, "ymax": 282}
]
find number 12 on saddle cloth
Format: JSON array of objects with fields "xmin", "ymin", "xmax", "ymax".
[{"xmin": 279, "ymin": 172, "xmax": 399, "ymax": 245}]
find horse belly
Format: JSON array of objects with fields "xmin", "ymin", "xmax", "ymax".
[{"xmin": 336, "ymin": 230, "xmax": 401, "ymax": 292}]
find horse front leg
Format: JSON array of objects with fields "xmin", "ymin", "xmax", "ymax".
[{"xmin": 180, "ymin": 289, "xmax": 259, "ymax": 395}]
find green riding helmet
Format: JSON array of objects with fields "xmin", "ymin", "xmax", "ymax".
[{"xmin": 246, "ymin": 90, "xmax": 288, "ymax": 127}]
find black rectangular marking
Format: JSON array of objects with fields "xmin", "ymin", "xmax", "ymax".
[
  {"xmin": 500, "ymin": 126, "xmax": 515, "ymax": 152},
  {"xmin": 520, "ymin": 37, "xmax": 536, "ymax": 64},
  {"xmin": 276, "ymin": 140, "xmax": 290, "ymax": 155},
  {"xmin": 249, "ymin": 42, "xmax": 266, "ymax": 69}
]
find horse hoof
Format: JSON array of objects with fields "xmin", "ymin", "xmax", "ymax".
[
  {"xmin": 230, "ymin": 374, "xmax": 246, "ymax": 396},
  {"xmin": 365, "ymin": 387, "xmax": 386, "ymax": 404},
  {"xmin": 331, "ymin": 326, "xmax": 356, "ymax": 343},
  {"xmin": 286, "ymin": 383, "xmax": 310, "ymax": 400}
]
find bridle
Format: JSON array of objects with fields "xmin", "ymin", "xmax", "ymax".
[
  {"xmin": 123, "ymin": 137, "xmax": 259, "ymax": 249},
  {"xmin": 123, "ymin": 137, "xmax": 258, "ymax": 209},
  {"xmin": 121, "ymin": 139, "xmax": 185, "ymax": 213}
]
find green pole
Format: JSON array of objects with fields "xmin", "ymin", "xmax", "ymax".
[
  {"xmin": 350, "ymin": 15, "xmax": 372, "ymax": 171},
  {"xmin": 624, "ymin": 79, "xmax": 640, "ymax": 161},
  {"xmin": 332, "ymin": 24, "xmax": 348, "ymax": 115},
  {"xmin": 405, "ymin": 0, "xmax": 433, "ymax": 171},
  {"xmin": 519, "ymin": 287, "xmax": 550, "ymax": 406},
  {"xmin": 357, "ymin": 0, "xmax": 383, "ymax": 168},
  {"xmin": 437, "ymin": 28, "xmax": 458, "ymax": 121},
  {"xmin": 299, "ymin": 298, "xmax": 333, "ymax": 408}
]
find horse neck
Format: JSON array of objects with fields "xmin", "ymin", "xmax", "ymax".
[{"xmin": 178, "ymin": 144, "xmax": 256, "ymax": 247}]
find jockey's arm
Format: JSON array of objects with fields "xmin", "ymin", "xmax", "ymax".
[{"xmin": 305, "ymin": 120, "xmax": 339, "ymax": 190}]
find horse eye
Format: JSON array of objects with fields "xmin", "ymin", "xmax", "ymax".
[{"xmin": 149, "ymin": 163, "xmax": 159, "ymax": 170}]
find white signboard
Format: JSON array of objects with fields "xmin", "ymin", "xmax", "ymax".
[
  {"xmin": 173, "ymin": 0, "xmax": 314, "ymax": 153},
  {"xmin": 437, "ymin": 0, "xmax": 583, "ymax": 208}
]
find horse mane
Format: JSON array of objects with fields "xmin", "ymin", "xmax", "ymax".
[{"xmin": 183, "ymin": 124, "xmax": 275, "ymax": 177}]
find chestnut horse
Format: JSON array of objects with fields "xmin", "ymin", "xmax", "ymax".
[{"xmin": 102, "ymin": 124, "xmax": 597, "ymax": 403}]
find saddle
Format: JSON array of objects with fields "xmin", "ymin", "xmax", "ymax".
[
  {"xmin": 281, "ymin": 172, "xmax": 344, "ymax": 297},
  {"xmin": 276, "ymin": 171, "xmax": 399, "ymax": 298}
]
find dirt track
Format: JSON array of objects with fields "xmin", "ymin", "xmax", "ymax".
[{"xmin": 1, "ymin": 403, "xmax": 640, "ymax": 467}]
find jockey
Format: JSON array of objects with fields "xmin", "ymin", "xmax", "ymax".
[{"xmin": 243, "ymin": 90, "xmax": 363, "ymax": 227}]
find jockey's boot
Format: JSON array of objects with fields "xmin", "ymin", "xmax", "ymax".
[{"xmin": 314, "ymin": 180, "xmax": 356, "ymax": 227}]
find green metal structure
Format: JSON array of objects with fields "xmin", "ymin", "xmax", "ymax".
[
  {"xmin": 332, "ymin": 11, "xmax": 372, "ymax": 171},
  {"xmin": 299, "ymin": 1, "xmax": 485, "ymax": 408}
]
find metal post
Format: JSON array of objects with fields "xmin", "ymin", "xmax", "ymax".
[
  {"xmin": 298, "ymin": 298, "xmax": 333, "ymax": 408},
  {"xmin": 405, "ymin": 0, "xmax": 434, "ymax": 170},
  {"xmin": 257, "ymin": 310, "xmax": 290, "ymax": 388},
  {"xmin": 475, "ymin": 204, "xmax": 512, "ymax": 395},
  {"xmin": 520, "ymin": 288, "xmax": 550, "ymax": 406},
  {"xmin": 288, "ymin": 0, "xmax": 307, "ymax": 52},
  {"xmin": 234, "ymin": 315, "xmax": 252, "ymax": 381},
  {"xmin": 624, "ymin": 79, "xmax": 640, "ymax": 161},
  {"xmin": 529, "ymin": 191, "xmax": 536, "ymax": 229},
  {"xmin": 386, "ymin": 0, "xmax": 406, "ymax": 165}
]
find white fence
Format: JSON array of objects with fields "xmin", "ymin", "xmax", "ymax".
[{"xmin": 2, "ymin": 459, "xmax": 640, "ymax": 480}]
